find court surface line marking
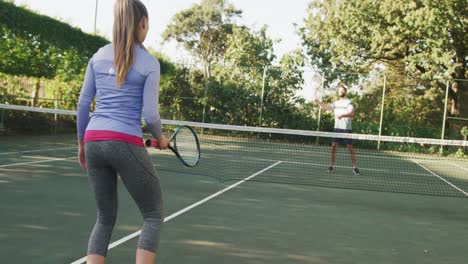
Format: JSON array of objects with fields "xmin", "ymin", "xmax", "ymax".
[
  {"xmin": 412, "ymin": 160, "xmax": 468, "ymax": 197},
  {"xmin": 227, "ymin": 155, "xmax": 430, "ymax": 177},
  {"xmin": 226, "ymin": 144, "xmax": 450, "ymax": 162},
  {"xmin": 69, "ymin": 161, "xmax": 283, "ymax": 264},
  {"xmin": 0, "ymin": 158, "xmax": 71, "ymax": 168},
  {"xmin": 0, "ymin": 146, "xmax": 76, "ymax": 155},
  {"xmin": 453, "ymin": 163, "xmax": 468, "ymax": 173}
]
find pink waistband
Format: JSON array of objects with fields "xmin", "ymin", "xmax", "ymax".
[{"xmin": 84, "ymin": 130, "xmax": 144, "ymax": 147}]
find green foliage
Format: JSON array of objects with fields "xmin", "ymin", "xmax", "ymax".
[
  {"xmin": 204, "ymin": 78, "xmax": 261, "ymax": 125},
  {"xmin": 301, "ymin": 0, "xmax": 467, "ymax": 80},
  {"xmin": 262, "ymin": 51, "xmax": 306, "ymax": 128},
  {"xmin": 163, "ymin": 0, "xmax": 242, "ymax": 77},
  {"xmin": 0, "ymin": 1, "xmax": 108, "ymax": 74},
  {"xmin": 160, "ymin": 0, "xmax": 312, "ymax": 128},
  {"xmin": 202, "ymin": 26, "xmax": 273, "ymax": 125},
  {"xmin": 147, "ymin": 50, "xmax": 205, "ymax": 121},
  {"xmin": 0, "ymin": 27, "xmax": 56, "ymax": 78},
  {"xmin": 223, "ymin": 25, "xmax": 276, "ymax": 68},
  {"xmin": 0, "ymin": 72, "xmax": 29, "ymax": 98},
  {"xmin": 0, "ymin": 1, "xmax": 109, "ymax": 108},
  {"xmin": 461, "ymin": 126, "xmax": 468, "ymax": 137},
  {"xmin": 159, "ymin": 66, "xmax": 204, "ymax": 121},
  {"xmin": 300, "ymin": 0, "xmax": 467, "ymax": 140},
  {"xmin": 1, "ymin": 0, "xmax": 465, "ymax": 157}
]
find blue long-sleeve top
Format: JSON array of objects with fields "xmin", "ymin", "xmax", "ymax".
[{"xmin": 76, "ymin": 43, "xmax": 163, "ymax": 141}]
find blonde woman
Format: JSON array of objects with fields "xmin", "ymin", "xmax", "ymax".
[{"xmin": 76, "ymin": 0, "xmax": 168, "ymax": 263}]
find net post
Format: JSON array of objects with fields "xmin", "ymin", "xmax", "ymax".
[
  {"xmin": 258, "ymin": 66, "xmax": 268, "ymax": 128},
  {"xmin": 440, "ymin": 79, "xmax": 450, "ymax": 154},
  {"xmin": 315, "ymin": 73, "xmax": 325, "ymax": 145},
  {"xmin": 377, "ymin": 74, "xmax": 387, "ymax": 150}
]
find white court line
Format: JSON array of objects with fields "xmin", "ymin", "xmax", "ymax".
[
  {"xmin": 229, "ymin": 144, "xmax": 442, "ymax": 162},
  {"xmin": 0, "ymin": 146, "xmax": 76, "ymax": 156},
  {"xmin": 453, "ymin": 163, "xmax": 468, "ymax": 173},
  {"xmin": 211, "ymin": 153, "xmax": 430, "ymax": 177},
  {"xmin": 69, "ymin": 161, "xmax": 283, "ymax": 264},
  {"xmin": 412, "ymin": 160, "xmax": 468, "ymax": 197},
  {"xmin": 0, "ymin": 156, "xmax": 77, "ymax": 168},
  {"xmin": 275, "ymin": 158, "xmax": 429, "ymax": 177}
]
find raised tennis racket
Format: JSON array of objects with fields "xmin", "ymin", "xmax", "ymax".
[{"xmin": 145, "ymin": 125, "xmax": 200, "ymax": 167}]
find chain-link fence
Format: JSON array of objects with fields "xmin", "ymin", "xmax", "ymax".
[{"xmin": 1, "ymin": 66, "xmax": 467, "ymax": 145}]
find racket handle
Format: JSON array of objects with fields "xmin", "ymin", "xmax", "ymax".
[{"xmin": 145, "ymin": 139, "xmax": 159, "ymax": 148}]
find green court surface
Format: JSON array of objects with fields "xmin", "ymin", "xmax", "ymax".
[{"xmin": 1, "ymin": 134, "xmax": 468, "ymax": 263}]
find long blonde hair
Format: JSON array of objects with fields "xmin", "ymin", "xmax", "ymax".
[{"xmin": 113, "ymin": 0, "xmax": 148, "ymax": 86}]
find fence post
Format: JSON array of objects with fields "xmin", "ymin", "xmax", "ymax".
[
  {"xmin": 202, "ymin": 80, "xmax": 208, "ymax": 124},
  {"xmin": 54, "ymin": 99, "xmax": 58, "ymax": 134},
  {"xmin": 377, "ymin": 74, "xmax": 387, "ymax": 150},
  {"xmin": 258, "ymin": 66, "xmax": 268, "ymax": 127},
  {"xmin": 316, "ymin": 73, "xmax": 325, "ymax": 145},
  {"xmin": 440, "ymin": 80, "xmax": 450, "ymax": 154}
]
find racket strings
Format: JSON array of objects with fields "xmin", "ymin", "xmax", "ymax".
[{"xmin": 173, "ymin": 128, "xmax": 199, "ymax": 166}]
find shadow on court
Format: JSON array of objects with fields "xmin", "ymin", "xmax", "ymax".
[
  {"xmin": 106, "ymin": 175, "xmax": 468, "ymax": 264},
  {"xmin": 0, "ymin": 154, "xmax": 223, "ymax": 263}
]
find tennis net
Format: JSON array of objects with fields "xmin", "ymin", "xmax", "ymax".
[{"xmin": 1, "ymin": 104, "xmax": 467, "ymax": 198}]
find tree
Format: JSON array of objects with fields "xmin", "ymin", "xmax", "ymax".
[
  {"xmin": 162, "ymin": 0, "xmax": 242, "ymax": 79},
  {"xmin": 205, "ymin": 26, "xmax": 276, "ymax": 126},
  {"xmin": 0, "ymin": 1, "xmax": 108, "ymax": 107},
  {"xmin": 223, "ymin": 25, "xmax": 275, "ymax": 70},
  {"xmin": 161, "ymin": 1, "xmax": 311, "ymax": 128},
  {"xmin": 0, "ymin": 1, "xmax": 107, "ymax": 77},
  {"xmin": 300, "ymin": 0, "xmax": 467, "ymax": 115},
  {"xmin": 149, "ymin": 51, "xmax": 204, "ymax": 121},
  {"xmin": 262, "ymin": 50, "xmax": 308, "ymax": 129}
]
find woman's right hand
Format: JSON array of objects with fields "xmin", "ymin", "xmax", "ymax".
[
  {"xmin": 78, "ymin": 142, "xmax": 87, "ymax": 169},
  {"xmin": 157, "ymin": 136, "xmax": 170, "ymax": 150}
]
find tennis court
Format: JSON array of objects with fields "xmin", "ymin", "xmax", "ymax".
[{"xmin": 1, "ymin": 115, "xmax": 468, "ymax": 264}]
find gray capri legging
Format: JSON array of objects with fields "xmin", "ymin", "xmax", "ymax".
[{"xmin": 85, "ymin": 140, "xmax": 163, "ymax": 256}]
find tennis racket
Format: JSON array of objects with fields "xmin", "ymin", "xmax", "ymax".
[
  {"xmin": 312, "ymin": 72, "xmax": 324, "ymax": 104},
  {"xmin": 145, "ymin": 125, "xmax": 201, "ymax": 167}
]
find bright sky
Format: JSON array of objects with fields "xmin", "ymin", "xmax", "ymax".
[
  {"xmin": 14, "ymin": 0, "xmax": 310, "ymax": 62},
  {"xmin": 13, "ymin": 0, "xmax": 317, "ymax": 100}
]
